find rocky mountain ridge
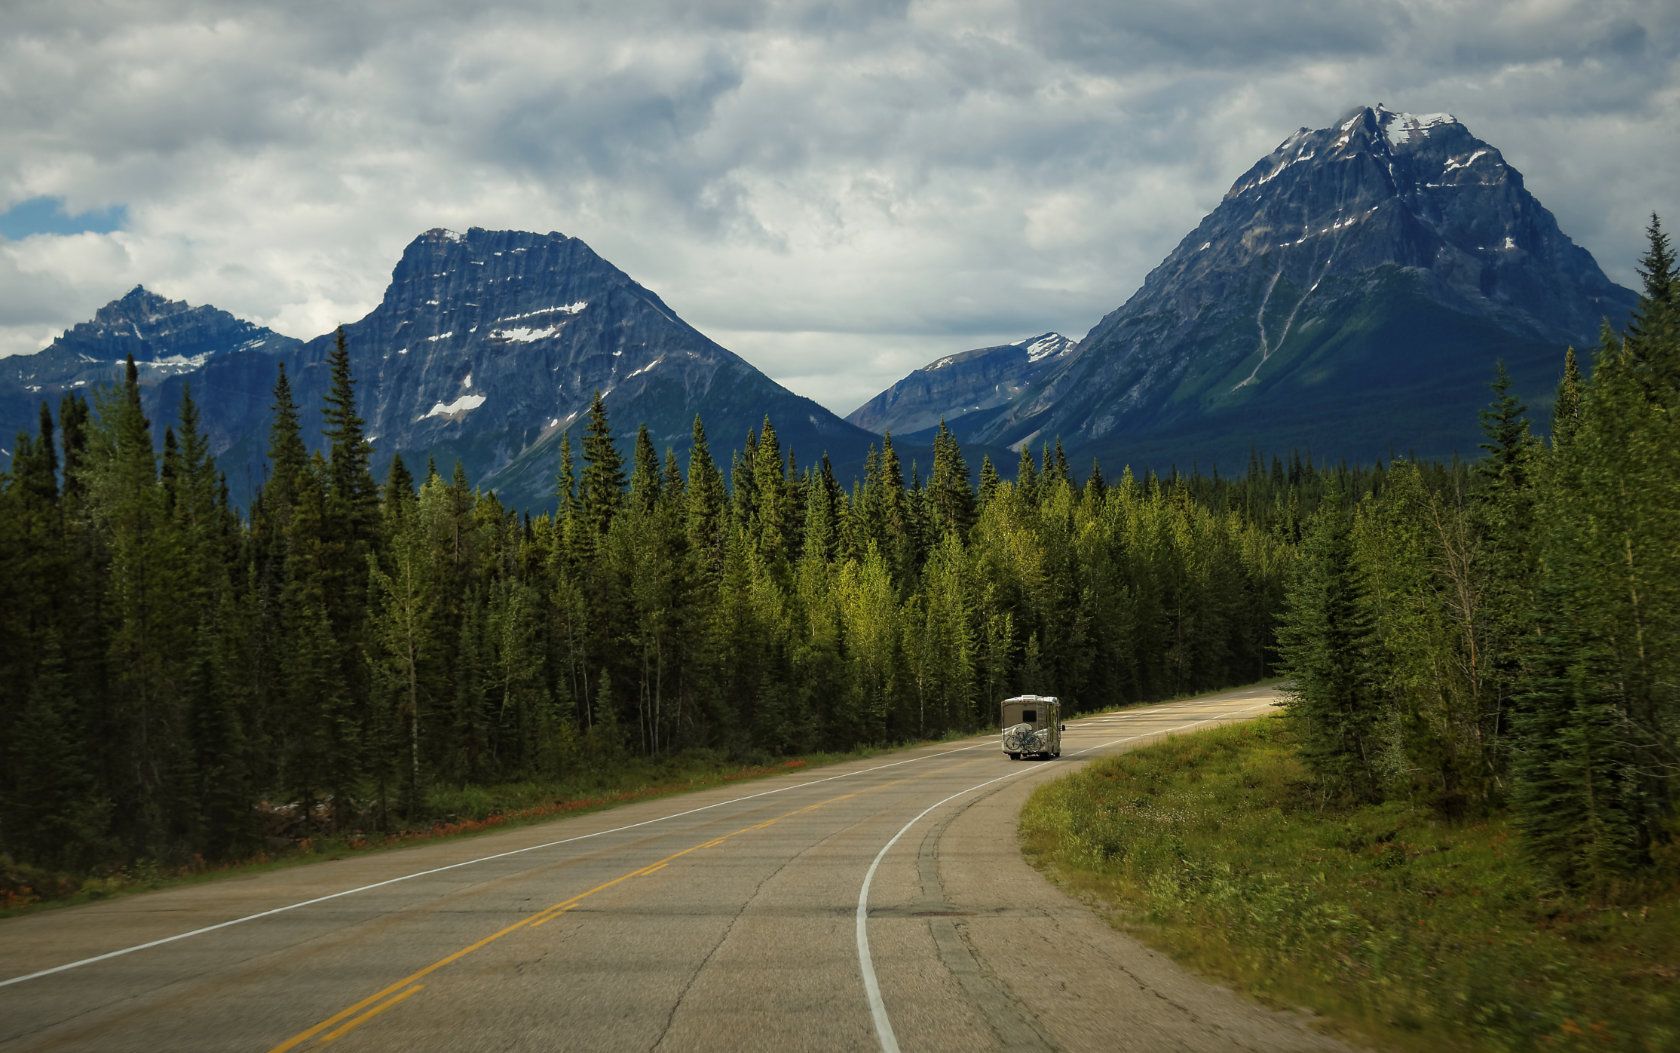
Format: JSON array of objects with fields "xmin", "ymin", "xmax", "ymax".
[
  {"xmin": 845, "ymin": 332, "xmax": 1076, "ymax": 436},
  {"xmin": 0, "ymin": 228, "xmax": 881, "ymax": 508}
]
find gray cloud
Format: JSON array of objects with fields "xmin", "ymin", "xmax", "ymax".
[{"xmin": 0, "ymin": 0, "xmax": 1674, "ymax": 415}]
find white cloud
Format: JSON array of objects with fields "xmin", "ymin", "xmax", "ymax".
[{"xmin": 0, "ymin": 0, "xmax": 1675, "ymax": 411}]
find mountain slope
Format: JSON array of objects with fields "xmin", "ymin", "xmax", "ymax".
[
  {"xmin": 973, "ymin": 105, "xmax": 1636, "ymax": 467},
  {"xmin": 846, "ymin": 332, "xmax": 1076, "ymax": 436}
]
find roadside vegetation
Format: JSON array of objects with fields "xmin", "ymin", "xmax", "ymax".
[
  {"xmin": 1277, "ymin": 218, "xmax": 1678, "ymax": 892},
  {"xmin": 1021, "ymin": 719, "xmax": 1679, "ymax": 1052},
  {"xmin": 1025, "ymin": 222, "xmax": 1680, "ymax": 1050},
  {"xmin": 0, "ymin": 744, "xmax": 877, "ymax": 915}
]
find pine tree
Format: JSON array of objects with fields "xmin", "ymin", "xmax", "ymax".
[
  {"xmin": 91, "ymin": 355, "xmax": 189, "ymax": 855},
  {"xmin": 1469, "ymin": 361, "xmax": 1538, "ymax": 794},
  {"xmin": 383, "ymin": 454, "xmax": 416, "ymax": 533},
  {"xmin": 927, "ymin": 420, "xmax": 974, "ymax": 539},
  {"xmin": 750, "ymin": 417, "xmax": 790, "ymax": 566},
  {"xmin": 661, "ymin": 448, "xmax": 685, "ymax": 502},
  {"xmin": 1626, "ymin": 213, "xmax": 1676, "ymax": 363},
  {"xmin": 323, "ymin": 328, "xmax": 379, "ymax": 560},
  {"xmin": 366, "ymin": 517, "xmax": 438, "ymax": 817},
  {"xmin": 1551, "ymin": 346, "xmax": 1584, "ymax": 450},
  {"xmin": 579, "ymin": 391, "xmax": 624, "ymax": 537},
  {"xmin": 875, "ymin": 433, "xmax": 913, "ymax": 583},
  {"xmin": 977, "ymin": 455, "xmax": 1000, "ymax": 508},
  {"xmin": 1015, "ymin": 446, "xmax": 1038, "ymax": 506},
  {"xmin": 685, "ymin": 415, "xmax": 726, "ymax": 581},
  {"xmin": 556, "ymin": 430, "xmax": 576, "ymax": 513},
  {"xmin": 1084, "ymin": 459, "xmax": 1106, "ymax": 501},
  {"xmin": 629, "ymin": 424, "xmax": 661, "ymax": 512},
  {"xmin": 1277, "ymin": 492, "xmax": 1382, "ymax": 801},
  {"xmin": 267, "ymin": 364, "xmax": 309, "ymax": 508}
]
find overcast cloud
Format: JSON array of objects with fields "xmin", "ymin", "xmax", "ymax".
[{"xmin": 1, "ymin": 0, "xmax": 1675, "ymax": 413}]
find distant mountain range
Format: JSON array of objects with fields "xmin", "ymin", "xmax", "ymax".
[
  {"xmin": 847, "ymin": 104, "xmax": 1636, "ymax": 469},
  {"xmin": 1, "ymin": 229, "xmax": 883, "ymax": 510}
]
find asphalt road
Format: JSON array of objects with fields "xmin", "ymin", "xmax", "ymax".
[{"xmin": 0, "ymin": 684, "xmax": 1352, "ymax": 1052}]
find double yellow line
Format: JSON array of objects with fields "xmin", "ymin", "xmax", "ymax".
[{"xmin": 268, "ymin": 774, "xmax": 921, "ymax": 1050}]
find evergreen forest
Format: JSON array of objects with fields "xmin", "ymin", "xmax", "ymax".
[
  {"xmin": 1279, "ymin": 217, "xmax": 1680, "ymax": 891},
  {"xmin": 0, "ymin": 337, "xmax": 1300, "ymax": 877},
  {"xmin": 1, "ymin": 219, "xmax": 1675, "ymax": 901}
]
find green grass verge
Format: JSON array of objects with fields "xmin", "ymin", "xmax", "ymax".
[{"xmin": 1018, "ymin": 718, "xmax": 1680, "ymax": 1052}]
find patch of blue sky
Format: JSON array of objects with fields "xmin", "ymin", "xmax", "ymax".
[{"xmin": 0, "ymin": 196, "xmax": 127, "ymax": 240}]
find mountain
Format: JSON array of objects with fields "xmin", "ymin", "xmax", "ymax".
[
  {"xmin": 962, "ymin": 104, "xmax": 1636, "ymax": 468},
  {"xmin": 0, "ymin": 286, "xmax": 300, "ymax": 463},
  {"xmin": 0, "ymin": 229, "xmax": 883, "ymax": 510},
  {"xmin": 846, "ymin": 332, "xmax": 1076, "ymax": 436},
  {"xmin": 271, "ymin": 227, "xmax": 877, "ymax": 508}
]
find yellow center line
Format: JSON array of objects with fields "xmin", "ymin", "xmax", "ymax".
[
  {"xmin": 319, "ymin": 985, "xmax": 424, "ymax": 1044},
  {"xmin": 266, "ymin": 767, "xmax": 947, "ymax": 1051}
]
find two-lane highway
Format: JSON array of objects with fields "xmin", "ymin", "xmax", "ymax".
[{"xmin": 0, "ymin": 685, "xmax": 1350, "ymax": 1051}]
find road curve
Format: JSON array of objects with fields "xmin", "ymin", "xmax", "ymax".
[{"xmin": 0, "ymin": 684, "xmax": 1352, "ymax": 1052}]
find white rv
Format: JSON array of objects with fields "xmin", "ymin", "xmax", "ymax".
[{"xmin": 1000, "ymin": 694, "xmax": 1063, "ymax": 759}]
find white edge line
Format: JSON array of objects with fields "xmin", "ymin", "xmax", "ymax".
[
  {"xmin": 0, "ymin": 740, "xmax": 990, "ymax": 989},
  {"xmin": 855, "ymin": 704, "xmax": 1268, "ymax": 1052}
]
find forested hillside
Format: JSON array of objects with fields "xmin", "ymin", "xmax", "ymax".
[
  {"xmin": 0, "ymin": 332, "xmax": 1312, "ymax": 875},
  {"xmin": 1280, "ymin": 217, "xmax": 1680, "ymax": 890}
]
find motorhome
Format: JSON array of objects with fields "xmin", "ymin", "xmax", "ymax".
[{"xmin": 1000, "ymin": 694, "xmax": 1063, "ymax": 759}]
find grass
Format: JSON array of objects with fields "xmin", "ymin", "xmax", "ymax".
[
  {"xmin": 1019, "ymin": 718, "xmax": 1680, "ymax": 1053},
  {"xmin": 0, "ymin": 737, "xmax": 959, "ymax": 920}
]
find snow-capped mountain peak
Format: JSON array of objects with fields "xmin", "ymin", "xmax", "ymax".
[{"xmin": 961, "ymin": 102, "xmax": 1635, "ymax": 470}]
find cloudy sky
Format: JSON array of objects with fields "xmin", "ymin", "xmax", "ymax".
[{"xmin": 2, "ymin": 0, "xmax": 1676, "ymax": 413}]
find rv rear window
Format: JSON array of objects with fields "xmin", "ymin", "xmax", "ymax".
[{"xmin": 1023, "ymin": 709, "xmax": 1037, "ymax": 722}]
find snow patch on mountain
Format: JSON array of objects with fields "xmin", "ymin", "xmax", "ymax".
[
  {"xmin": 423, "ymin": 393, "xmax": 486, "ymax": 419},
  {"xmin": 1444, "ymin": 149, "xmax": 1490, "ymax": 172},
  {"xmin": 491, "ymin": 326, "xmax": 558, "ymax": 343},
  {"xmin": 1025, "ymin": 333, "xmax": 1074, "ymax": 363},
  {"xmin": 497, "ymin": 302, "xmax": 588, "ymax": 323},
  {"xmin": 1380, "ymin": 109, "xmax": 1455, "ymax": 147}
]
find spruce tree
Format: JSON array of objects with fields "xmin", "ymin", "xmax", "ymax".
[
  {"xmin": 323, "ymin": 327, "xmax": 379, "ymax": 544},
  {"xmin": 1276, "ymin": 491, "xmax": 1382, "ymax": 801},
  {"xmin": 977, "ymin": 455, "xmax": 1000, "ymax": 508},
  {"xmin": 685, "ymin": 415, "xmax": 726, "ymax": 580},
  {"xmin": 629, "ymin": 424, "xmax": 661, "ymax": 512},
  {"xmin": 927, "ymin": 420, "xmax": 974, "ymax": 538},
  {"xmin": 579, "ymin": 391, "xmax": 624, "ymax": 537},
  {"xmin": 1015, "ymin": 447, "xmax": 1038, "ymax": 506},
  {"xmin": 1084, "ymin": 459, "xmax": 1106, "ymax": 501},
  {"xmin": 1627, "ymin": 212, "xmax": 1676, "ymax": 358},
  {"xmin": 1551, "ymin": 346, "xmax": 1584, "ymax": 451},
  {"xmin": 1470, "ymin": 361, "xmax": 1538, "ymax": 792}
]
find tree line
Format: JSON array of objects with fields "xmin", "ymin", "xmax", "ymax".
[
  {"xmin": 0, "ymin": 333, "xmax": 1314, "ymax": 873},
  {"xmin": 1279, "ymin": 216, "xmax": 1680, "ymax": 892}
]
